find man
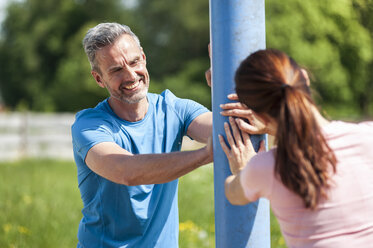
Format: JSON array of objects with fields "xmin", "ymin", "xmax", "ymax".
[{"xmin": 71, "ymin": 22, "xmax": 213, "ymax": 247}]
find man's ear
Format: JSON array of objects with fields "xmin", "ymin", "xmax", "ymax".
[
  {"xmin": 91, "ymin": 70, "xmax": 105, "ymax": 88},
  {"xmin": 301, "ymin": 68, "xmax": 310, "ymax": 86},
  {"xmin": 140, "ymin": 47, "xmax": 146, "ymax": 64}
]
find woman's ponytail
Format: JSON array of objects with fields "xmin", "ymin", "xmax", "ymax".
[{"xmin": 276, "ymin": 86, "xmax": 336, "ymax": 209}]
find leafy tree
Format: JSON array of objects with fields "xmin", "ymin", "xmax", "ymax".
[
  {"xmin": 0, "ymin": 0, "xmax": 211, "ymax": 111},
  {"xmin": 133, "ymin": 0, "xmax": 210, "ymax": 78},
  {"xmin": 51, "ymin": 22, "xmax": 107, "ymax": 111},
  {"xmin": 133, "ymin": 0, "xmax": 211, "ymax": 108},
  {"xmin": 0, "ymin": 0, "xmax": 131, "ymax": 111},
  {"xmin": 352, "ymin": 0, "xmax": 373, "ymax": 116},
  {"xmin": 266, "ymin": 0, "xmax": 373, "ymax": 117}
]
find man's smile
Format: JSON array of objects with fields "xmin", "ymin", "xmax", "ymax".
[{"xmin": 122, "ymin": 80, "xmax": 140, "ymax": 90}]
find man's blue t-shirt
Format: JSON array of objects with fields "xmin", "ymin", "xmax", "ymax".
[{"xmin": 71, "ymin": 90, "xmax": 209, "ymax": 248}]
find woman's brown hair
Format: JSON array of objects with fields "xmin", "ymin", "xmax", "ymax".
[{"xmin": 235, "ymin": 49, "xmax": 337, "ymax": 209}]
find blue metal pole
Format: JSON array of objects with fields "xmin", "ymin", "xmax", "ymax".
[{"xmin": 209, "ymin": 0, "xmax": 270, "ymax": 247}]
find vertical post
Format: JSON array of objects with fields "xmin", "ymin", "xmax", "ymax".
[
  {"xmin": 209, "ymin": 0, "xmax": 270, "ymax": 247},
  {"xmin": 19, "ymin": 111, "xmax": 28, "ymax": 158}
]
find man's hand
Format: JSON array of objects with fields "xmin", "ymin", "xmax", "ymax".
[
  {"xmin": 205, "ymin": 68, "xmax": 212, "ymax": 87},
  {"xmin": 205, "ymin": 44, "xmax": 212, "ymax": 87},
  {"xmin": 204, "ymin": 135, "xmax": 214, "ymax": 163}
]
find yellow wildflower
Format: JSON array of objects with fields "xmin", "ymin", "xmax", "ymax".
[
  {"xmin": 22, "ymin": 194, "xmax": 32, "ymax": 205},
  {"xmin": 179, "ymin": 220, "xmax": 199, "ymax": 232},
  {"xmin": 17, "ymin": 226, "xmax": 30, "ymax": 235},
  {"xmin": 278, "ymin": 236, "xmax": 285, "ymax": 245},
  {"xmin": 3, "ymin": 223, "xmax": 12, "ymax": 233}
]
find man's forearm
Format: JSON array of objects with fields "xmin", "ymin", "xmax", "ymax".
[
  {"xmin": 86, "ymin": 142, "xmax": 213, "ymax": 186},
  {"xmin": 122, "ymin": 147, "xmax": 212, "ymax": 185}
]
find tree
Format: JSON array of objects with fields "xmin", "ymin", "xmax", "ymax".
[
  {"xmin": 266, "ymin": 0, "xmax": 373, "ymax": 118},
  {"xmin": 0, "ymin": 0, "xmax": 212, "ymax": 111},
  {"xmin": 0, "ymin": 0, "xmax": 131, "ymax": 111},
  {"xmin": 133, "ymin": 0, "xmax": 211, "ymax": 108},
  {"xmin": 352, "ymin": 0, "xmax": 373, "ymax": 116}
]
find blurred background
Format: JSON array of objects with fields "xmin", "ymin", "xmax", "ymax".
[
  {"xmin": 0, "ymin": 0, "xmax": 372, "ymax": 117},
  {"xmin": 0, "ymin": 0, "xmax": 372, "ymax": 247}
]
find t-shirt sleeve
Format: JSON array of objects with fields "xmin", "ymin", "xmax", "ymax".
[
  {"xmin": 359, "ymin": 121, "xmax": 373, "ymax": 128},
  {"xmin": 163, "ymin": 89, "xmax": 210, "ymax": 135},
  {"xmin": 358, "ymin": 121, "xmax": 373, "ymax": 160},
  {"xmin": 239, "ymin": 150, "xmax": 275, "ymax": 202},
  {"xmin": 71, "ymin": 109, "xmax": 116, "ymax": 162}
]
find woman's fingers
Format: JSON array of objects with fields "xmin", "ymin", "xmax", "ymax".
[
  {"xmin": 258, "ymin": 140, "xmax": 266, "ymax": 152},
  {"xmin": 221, "ymin": 94, "xmax": 269, "ymax": 135},
  {"xmin": 224, "ymin": 121, "xmax": 236, "ymax": 148},
  {"xmin": 218, "ymin": 120, "xmax": 265, "ymax": 176},
  {"xmin": 246, "ymin": 109, "xmax": 264, "ymax": 126},
  {"xmin": 229, "ymin": 117, "xmax": 243, "ymax": 146},
  {"xmin": 220, "ymin": 109, "xmax": 252, "ymax": 120},
  {"xmin": 218, "ymin": 135, "xmax": 231, "ymax": 157},
  {"xmin": 220, "ymin": 102, "xmax": 247, "ymax": 110},
  {"xmin": 235, "ymin": 118, "xmax": 259, "ymax": 134},
  {"xmin": 227, "ymin": 93, "xmax": 239, "ymax": 101},
  {"xmin": 240, "ymin": 123, "xmax": 252, "ymax": 147}
]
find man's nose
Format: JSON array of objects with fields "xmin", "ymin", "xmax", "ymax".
[{"xmin": 123, "ymin": 68, "xmax": 137, "ymax": 82}]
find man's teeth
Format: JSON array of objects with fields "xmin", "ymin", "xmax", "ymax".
[{"xmin": 124, "ymin": 81, "xmax": 140, "ymax": 90}]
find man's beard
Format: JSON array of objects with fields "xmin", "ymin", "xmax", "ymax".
[{"xmin": 107, "ymin": 76, "xmax": 149, "ymax": 104}]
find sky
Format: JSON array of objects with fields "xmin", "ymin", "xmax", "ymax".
[{"xmin": 0, "ymin": 0, "xmax": 9, "ymax": 24}]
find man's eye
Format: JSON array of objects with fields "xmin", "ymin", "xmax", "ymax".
[{"xmin": 130, "ymin": 59, "xmax": 140, "ymax": 67}]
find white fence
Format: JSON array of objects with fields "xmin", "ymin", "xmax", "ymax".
[
  {"xmin": 0, "ymin": 112, "xmax": 200, "ymax": 162},
  {"xmin": 0, "ymin": 112, "xmax": 75, "ymax": 161}
]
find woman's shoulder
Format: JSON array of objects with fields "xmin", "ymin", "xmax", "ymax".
[
  {"xmin": 358, "ymin": 121, "xmax": 373, "ymax": 129},
  {"xmin": 323, "ymin": 120, "xmax": 373, "ymax": 137},
  {"xmin": 248, "ymin": 148, "xmax": 276, "ymax": 172},
  {"xmin": 240, "ymin": 148, "xmax": 277, "ymax": 200}
]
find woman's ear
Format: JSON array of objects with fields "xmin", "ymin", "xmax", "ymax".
[{"xmin": 260, "ymin": 113, "xmax": 277, "ymax": 136}]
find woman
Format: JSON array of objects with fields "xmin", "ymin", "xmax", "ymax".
[{"xmin": 219, "ymin": 49, "xmax": 373, "ymax": 247}]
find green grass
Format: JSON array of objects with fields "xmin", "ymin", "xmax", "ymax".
[
  {"xmin": 0, "ymin": 159, "xmax": 285, "ymax": 248},
  {"xmin": 0, "ymin": 159, "xmax": 82, "ymax": 247},
  {"xmin": 179, "ymin": 165, "xmax": 215, "ymax": 247}
]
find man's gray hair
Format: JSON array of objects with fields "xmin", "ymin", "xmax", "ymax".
[{"xmin": 83, "ymin": 22, "xmax": 141, "ymax": 72}]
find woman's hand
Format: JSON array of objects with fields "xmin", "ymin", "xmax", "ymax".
[
  {"xmin": 220, "ymin": 94, "xmax": 274, "ymax": 135},
  {"xmin": 218, "ymin": 117, "xmax": 265, "ymax": 175}
]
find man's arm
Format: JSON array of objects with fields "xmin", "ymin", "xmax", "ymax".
[
  {"xmin": 187, "ymin": 112, "xmax": 212, "ymax": 143},
  {"xmin": 85, "ymin": 140, "xmax": 213, "ymax": 186}
]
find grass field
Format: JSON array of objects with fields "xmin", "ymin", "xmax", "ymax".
[{"xmin": 0, "ymin": 159, "xmax": 286, "ymax": 248}]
